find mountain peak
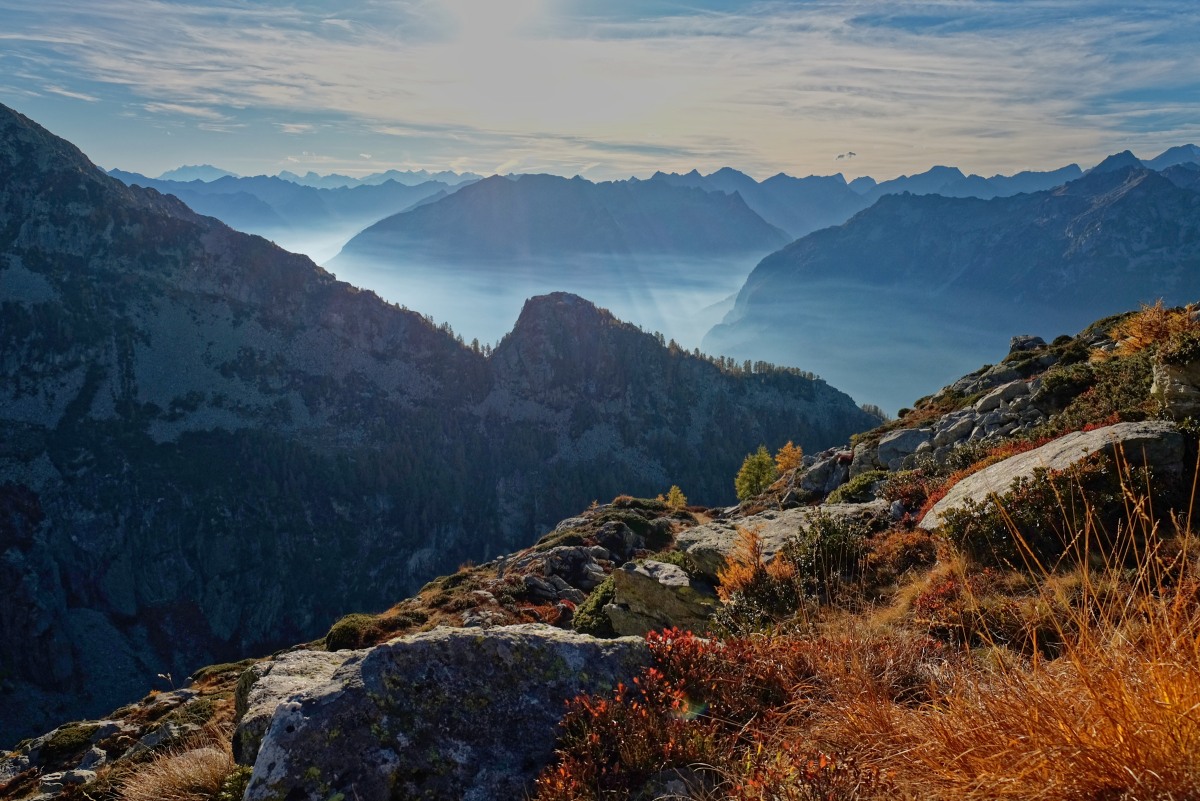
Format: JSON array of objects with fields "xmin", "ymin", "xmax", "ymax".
[
  {"xmin": 157, "ymin": 164, "xmax": 237, "ymax": 182},
  {"xmin": 1090, "ymin": 150, "xmax": 1143, "ymax": 173}
]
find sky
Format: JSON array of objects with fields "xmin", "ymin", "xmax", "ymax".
[{"xmin": 1, "ymin": 0, "xmax": 1199, "ymax": 182}]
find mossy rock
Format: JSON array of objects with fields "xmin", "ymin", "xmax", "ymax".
[
  {"xmin": 40, "ymin": 722, "xmax": 100, "ymax": 762},
  {"xmin": 325, "ymin": 613, "xmax": 382, "ymax": 651},
  {"xmin": 573, "ymin": 576, "xmax": 616, "ymax": 638},
  {"xmin": 533, "ymin": 527, "xmax": 588, "ymax": 552},
  {"xmin": 826, "ymin": 469, "xmax": 888, "ymax": 504},
  {"xmin": 611, "ymin": 496, "xmax": 668, "ymax": 513}
]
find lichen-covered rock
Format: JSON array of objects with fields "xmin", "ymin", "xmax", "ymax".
[
  {"xmin": 232, "ymin": 649, "xmax": 350, "ymax": 765},
  {"xmin": 675, "ymin": 502, "xmax": 889, "ymax": 577},
  {"xmin": 604, "ymin": 560, "xmax": 718, "ymax": 636},
  {"xmin": 920, "ymin": 421, "xmax": 1184, "ymax": 530},
  {"xmin": 1151, "ymin": 358, "xmax": 1200, "ymax": 420},
  {"xmin": 244, "ymin": 624, "xmax": 651, "ymax": 801}
]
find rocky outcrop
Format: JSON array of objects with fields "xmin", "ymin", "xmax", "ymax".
[
  {"xmin": 604, "ymin": 560, "xmax": 718, "ymax": 636},
  {"xmin": 920, "ymin": 421, "xmax": 1185, "ymax": 530},
  {"xmin": 232, "ymin": 650, "xmax": 347, "ymax": 765},
  {"xmin": 243, "ymin": 625, "xmax": 651, "ymax": 801},
  {"xmin": 676, "ymin": 502, "xmax": 890, "ymax": 577}
]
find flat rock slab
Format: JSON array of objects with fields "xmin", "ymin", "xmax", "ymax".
[
  {"xmin": 920, "ymin": 421, "xmax": 1184, "ymax": 530},
  {"xmin": 244, "ymin": 624, "xmax": 650, "ymax": 801},
  {"xmin": 676, "ymin": 501, "xmax": 889, "ymax": 577}
]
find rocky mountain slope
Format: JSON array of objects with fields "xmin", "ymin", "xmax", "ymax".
[
  {"xmin": 0, "ymin": 102, "xmax": 877, "ymax": 744},
  {"xmin": 705, "ymin": 159, "xmax": 1200, "ymax": 411},
  {"xmin": 335, "ymin": 172, "xmax": 791, "ymax": 263},
  {"xmin": 6, "ymin": 301, "xmax": 1198, "ymax": 801}
]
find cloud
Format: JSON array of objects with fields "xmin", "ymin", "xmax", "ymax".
[
  {"xmin": 43, "ymin": 84, "xmax": 98, "ymax": 101},
  {"xmin": 143, "ymin": 102, "xmax": 229, "ymax": 121},
  {"xmin": 1, "ymin": 0, "xmax": 1198, "ymax": 178}
]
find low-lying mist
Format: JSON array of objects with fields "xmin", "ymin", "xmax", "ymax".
[{"xmin": 324, "ymin": 250, "xmax": 759, "ymax": 350}]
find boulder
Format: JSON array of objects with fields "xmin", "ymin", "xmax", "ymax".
[
  {"xmin": 877, "ymin": 429, "xmax": 932, "ymax": 470},
  {"xmin": 675, "ymin": 502, "xmax": 889, "ymax": 578},
  {"xmin": 799, "ymin": 452, "xmax": 852, "ymax": 495},
  {"xmin": 920, "ymin": 421, "xmax": 1185, "ymax": 530},
  {"xmin": 974, "ymin": 380, "xmax": 1029, "ymax": 413},
  {"xmin": 933, "ymin": 414, "xmax": 976, "ymax": 448},
  {"xmin": 1010, "ymin": 335, "xmax": 1046, "ymax": 353},
  {"xmin": 244, "ymin": 625, "xmax": 651, "ymax": 801},
  {"xmin": 603, "ymin": 560, "xmax": 718, "ymax": 636},
  {"xmin": 1151, "ymin": 359, "xmax": 1200, "ymax": 420},
  {"xmin": 233, "ymin": 650, "xmax": 349, "ymax": 765},
  {"xmin": 849, "ymin": 442, "xmax": 880, "ymax": 478}
]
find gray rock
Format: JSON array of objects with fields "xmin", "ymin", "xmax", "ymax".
[
  {"xmin": 933, "ymin": 415, "xmax": 976, "ymax": 448},
  {"xmin": 920, "ymin": 421, "xmax": 1184, "ymax": 530},
  {"xmin": 233, "ymin": 650, "xmax": 349, "ymax": 765},
  {"xmin": 675, "ymin": 501, "xmax": 889, "ymax": 578},
  {"xmin": 848, "ymin": 442, "xmax": 879, "ymax": 478},
  {"xmin": 877, "ymin": 428, "xmax": 932, "ymax": 470},
  {"xmin": 799, "ymin": 453, "xmax": 851, "ymax": 495},
  {"xmin": 244, "ymin": 625, "xmax": 650, "ymax": 801},
  {"xmin": 1151, "ymin": 359, "xmax": 1200, "ymax": 420},
  {"xmin": 604, "ymin": 560, "xmax": 718, "ymax": 636},
  {"xmin": 39, "ymin": 769, "xmax": 96, "ymax": 792},
  {"xmin": 522, "ymin": 574, "xmax": 559, "ymax": 600},
  {"xmin": 77, "ymin": 746, "xmax": 106, "ymax": 770},
  {"xmin": 974, "ymin": 380, "xmax": 1029, "ymax": 413},
  {"xmin": 1010, "ymin": 335, "xmax": 1046, "ymax": 353}
]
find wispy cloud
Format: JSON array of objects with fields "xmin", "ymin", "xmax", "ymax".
[
  {"xmin": 143, "ymin": 102, "xmax": 229, "ymax": 121},
  {"xmin": 43, "ymin": 84, "xmax": 97, "ymax": 101},
  {"xmin": 0, "ymin": 0, "xmax": 1197, "ymax": 178}
]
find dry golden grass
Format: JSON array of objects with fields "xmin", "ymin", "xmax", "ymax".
[
  {"xmin": 119, "ymin": 717, "xmax": 236, "ymax": 801},
  {"xmin": 818, "ymin": 472, "xmax": 1200, "ymax": 800}
]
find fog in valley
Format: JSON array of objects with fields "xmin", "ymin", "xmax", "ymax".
[{"xmin": 322, "ymin": 248, "xmax": 756, "ymax": 351}]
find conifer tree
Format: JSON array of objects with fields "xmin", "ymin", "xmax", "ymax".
[{"xmin": 735, "ymin": 445, "xmax": 778, "ymax": 501}]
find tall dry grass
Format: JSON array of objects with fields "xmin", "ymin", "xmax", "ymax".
[{"xmin": 819, "ymin": 457, "xmax": 1200, "ymax": 800}]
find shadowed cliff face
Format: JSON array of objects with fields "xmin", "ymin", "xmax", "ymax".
[{"xmin": 0, "ymin": 104, "xmax": 878, "ymax": 744}]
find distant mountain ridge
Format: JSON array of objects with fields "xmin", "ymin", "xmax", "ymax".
[
  {"xmin": 0, "ymin": 102, "xmax": 877, "ymax": 743},
  {"xmin": 705, "ymin": 161, "xmax": 1200, "ymax": 410},
  {"xmin": 336, "ymin": 172, "xmax": 792, "ymax": 261}
]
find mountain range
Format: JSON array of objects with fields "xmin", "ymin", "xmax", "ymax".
[
  {"xmin": 0, "ymin": 102, "xmax": 878, "ymax": 744},
  {"xmin": 106, "ymin": 169, "xmax": 462, "ymax": 257},
  {"xmin": 705, "ymin": 153, "xmax": 1200, "ymax": 409}
]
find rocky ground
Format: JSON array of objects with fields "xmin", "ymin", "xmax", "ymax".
[{"xmin": 4, "ymin": 302, "xmax": 1199, "ymax": 800}]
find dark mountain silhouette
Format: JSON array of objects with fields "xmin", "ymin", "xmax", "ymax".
[{"xmin": 335, "ymin": 173, "xmax": 790, "ymax": 262}]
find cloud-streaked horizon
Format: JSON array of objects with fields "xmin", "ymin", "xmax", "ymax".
[{"xmin": 1, "ymin": 0, "xmax": 1197, "ymax": 181}]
